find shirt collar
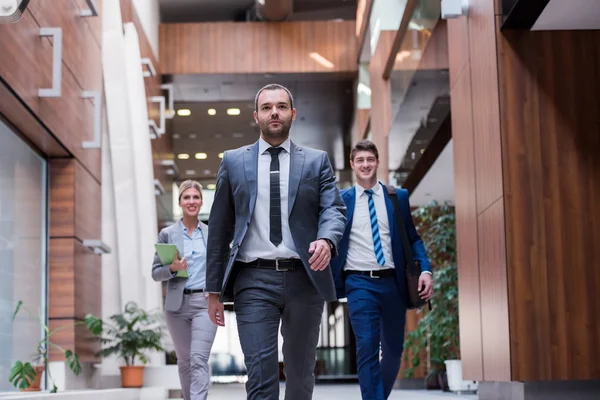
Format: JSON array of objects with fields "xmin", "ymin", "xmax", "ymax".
[
  {"xmin": 356, "ymin": 181, "xmax": 382, "ymax": 197},
  {"xmin": 259, "ymin": 136, "xmax": 291, "ymax": 155},
  {"xmin": 180, "ymin": 219, "xmax": 201, "ymax": 233}
]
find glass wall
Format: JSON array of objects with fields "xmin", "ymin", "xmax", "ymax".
[{"xmin": 0, "ymin": 119, "xmax": 47, "ymax": 391}]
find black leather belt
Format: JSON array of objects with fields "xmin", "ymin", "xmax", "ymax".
[
  {"xmin": 236, "ymin": 258, "xmax": 302, "ymax": 272},
  {"xmin": 183, "ymin": 288, "xmax": 204, "ymax": 294},
  {"xmin": 345, "ymin": 269, "xmax": 395, "ymax": 279}
]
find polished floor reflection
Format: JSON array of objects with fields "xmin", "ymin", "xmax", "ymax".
[{"xmin": 205, "ymin": 383, "xmax": 477, "ymax": 399}]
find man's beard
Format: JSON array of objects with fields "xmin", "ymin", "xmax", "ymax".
[{"xmin": 261, "ymin": 120, "xmax": 292, "ymax": 138}]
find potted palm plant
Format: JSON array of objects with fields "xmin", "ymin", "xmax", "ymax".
[
  {"xmin": 85, "ymin": 301, "xmax": 164, "ymax": 388},
  {"xmin": 402, "ymin": 202, "xmax": 460, "ymax": 390},
  {"xmin": 8, "ymin": 301, "xmax": 85, "ymax": 393}
]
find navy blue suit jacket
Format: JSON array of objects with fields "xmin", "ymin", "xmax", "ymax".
[{"xmin": 330, "ymin": 183, "xmax": 431, "ymax": 300}]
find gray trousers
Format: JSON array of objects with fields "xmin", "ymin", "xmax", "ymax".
[
  {"xmin": 164, "ymin": 292, "xmax": 217, "ymax": 400},
  {"xmin": 233, "ymin": 266, "xmax": 324, "ymax": 400}
]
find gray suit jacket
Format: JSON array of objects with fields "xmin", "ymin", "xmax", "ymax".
[
  {"xmin": 152, "ymin": 220, "xmax": 208, "ymax": 311},
  {"xmin": 206, "ymin": 140, "xmax": 347, "ymax": 303}
]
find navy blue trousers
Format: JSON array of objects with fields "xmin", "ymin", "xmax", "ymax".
[{"xmin": 346, "ymin": 274, "xmax": 407, "ymax": 400}]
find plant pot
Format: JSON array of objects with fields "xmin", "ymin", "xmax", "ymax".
[
  {"xmin": 120, "ymin": 365, "xmax": 145, "ymax": 388},
  {"xmin": 20, "ymin": 365, "xmax": 45, "ymax": 392},
  {"xmin": 444, "ymin": 359, "xmax": 478, "ymax": 392}
]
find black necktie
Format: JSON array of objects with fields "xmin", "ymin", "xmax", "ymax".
[{"xmin": 267, "ymin": 147, "xmax": 284, "ymax": 246}]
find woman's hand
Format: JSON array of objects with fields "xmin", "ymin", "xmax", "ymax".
[{"xmin": 169, "ymin": 252, "xmax": 188, "ymax": 272}]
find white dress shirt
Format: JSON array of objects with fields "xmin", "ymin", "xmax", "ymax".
[
  {"xmin": 344, "ymin": 182, "xmax": 396, "ymax": 271},
  {"xmin": 237, "ymin": 137, "xmax": 300, "ymax": 262}
]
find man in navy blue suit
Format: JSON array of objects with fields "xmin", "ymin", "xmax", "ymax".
[{"xmin": 331, "ymin": 140, "xmax": 433, "ymax": 400}]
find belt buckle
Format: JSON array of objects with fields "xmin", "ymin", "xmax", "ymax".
[
  {"xmin": 275, "ymin": 258, "xmax": 288, "ymax": 272},
  {"xmin": 369, "ymin": 270, "xmax": 380, "ymax": 279}
]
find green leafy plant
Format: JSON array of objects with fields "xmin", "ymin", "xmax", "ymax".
[
  {"xmin": 403, "ymin": 201, "xmax": 460, "ymax": 379},
  {"xmin": 85, "ymin": 302, "xmax": 165, "ymax": 366},
  {"xmin": 8, "ymin": 300, "xmax": 91, "ymax": 392}
]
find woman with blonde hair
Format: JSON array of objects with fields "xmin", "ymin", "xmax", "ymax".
[{"xmin": 152, "ymin": 180, "xmax": 217, "ymax": 400}]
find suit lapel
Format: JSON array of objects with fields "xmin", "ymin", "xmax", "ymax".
[
  {"xmin": 244, "ymin": 142, "xmax": 259, "ymax": 217},
  {"xmin": 381, "ymin": 182, "xmax": 397, "ymax": 240},
  {"xmin": 288, "ymin": 141, "xmax": 305, "ymax": 214},
  {"xmin": 344, "ymin": 188, "xmax": 356, "ymax": 227},
  {"xmin": 199, "ymin": 222, "xmax": 208, "ymax": 245}
]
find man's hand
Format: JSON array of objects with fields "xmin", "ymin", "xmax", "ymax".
[
  {"xmin": 169, "ymin": 251, "xmax": 187, "ymax": 272},
  {"xmin": 418, "ymin": 273, "xmax": 433, "ymax": 300},
  {"xmin": 308, "ymin": 239, "xmax": 331, "ymax": 271},
  {"xmin": 208, "ymin": 293, "xmax": 225, "ymax": 327}
]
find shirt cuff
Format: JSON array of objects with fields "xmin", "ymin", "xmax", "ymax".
[{"xmin": 420, "ymin": 271, "xmax": 432, "ymax": 276}]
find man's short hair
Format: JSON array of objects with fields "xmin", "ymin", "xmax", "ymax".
[
  {"xmin": 254, "ymin": 84, "xmax": 294, "ymax": 112},
  {"xmin": 350, "ymin": 140, "xmax": 379, "ymax": 161}
]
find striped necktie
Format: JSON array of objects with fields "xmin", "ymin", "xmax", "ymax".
[{"xmin": 364, "ymin": 189, "xmax": 385, "ymax": 266}]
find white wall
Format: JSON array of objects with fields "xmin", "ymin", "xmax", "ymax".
[
  {"xmin": 95, "ymin": 0, "xmax": 164, "ymax": 387},
  {"xmin": 132, "ymin": 0, "xmax": 160, "ymax": 59}
]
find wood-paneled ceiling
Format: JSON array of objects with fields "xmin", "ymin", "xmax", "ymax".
[{"xmin": 158, "ymin": 0, "xmax": 357, "ymax": 23}]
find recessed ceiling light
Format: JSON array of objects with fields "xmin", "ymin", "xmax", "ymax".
[
  {"xmin": 185, "ymin": 170, "xmax": 196, "ymax": 175},
  {"xmin": 215, "ymin": 134, "xmax": 222, "ymax": 138},
  {"xmin": 218, "ymin": 153, "xmax": 224, "ymax": 159},
  {"xmin": 177, "ymin": 153, "xmax": 190, "ymax": 160},
  {"xmin": 177, "ymin": 109, "xmax": 191, "ymax": 116},
  {"xmin": 173, "ymin": 134, "xmax": 180, "ymax": 139},
  {"xmin": 166, "ymin": 169, "xmax": 175, "ymax": 175},
  {"xmin": 203, "ymin": 169, "xmax": 211, "ymax": 175},
  {"xmin": 227, "ymin": 108, "xmax": 241, "ymax": 116},
  {"xmin": 208, "ymin": 109, "xmax": 216, "ymax": 116},
  {"xmin": 232, "ymin": 133, "xmax": 244, "ymax": 138},
  {"xmin": 189, "ymin": 134, "xmax": 197, "ymax": 139},
  {"xmin": 206, "ymin": 184, "xmax": 216, "ymax": 190},
  {"xmin": 195, "ymin": 152, "xmax": 207, "ymax": 160}
]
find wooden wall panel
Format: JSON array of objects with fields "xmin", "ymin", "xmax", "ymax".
[
  {"xmin": 498, "ymin": 26, "xmax": 600, "ymax": 382},
  {"xmin": 450, "ymin": 65, "xmax": 483, "ymax": 381},
  {"xmin": 477, "ymin": 199, "xmax": 511, "ymax": 381},
  {"xmin": 0, "ymin": 81, "xmax": 68, "ymax": 157},
  {"xmin": 49, "ymin": 318, "xmax": 99, "ymax": 363},
  {"xmin": 50, "ymin": 159, "xmax": 76, "ymax": 238},
  {"xmin": 0, "ymin": 7, "xmax": 102, "ymax": 181},
  {"xmin": 0, "ymin": 10, "xmax": 54, "ymax": 118},
  {"xmin": 416, "ymin": 20, "xmax": 449, "ymax": 71},
  {"xmin": 75, "ymin": 240, "xmax": 102, "ymax": 319},
  {"xmin": 369, "ymin": 31, "xmax": 395, "ymax": 182},
  {"xmin": 75, "ymin": 0, "xmax": 103, "ymax": 47},
  {"xmin": 447, "ymin": 0, "xmax": 508, "ymax": 383},
  {"xmin": 159, "ymin": 21, "xmax": 358, "ymax": 75},
  {"xmin": 74, "ymin": 161, "xmax": 101, "ymax": 242},
  {"xmin": 469, "ymin": 0, "xmax": 503, "ymax": 213},
  {"xmin": 447, "ymin": 16, "xmax": 470, "ymax": 88},
  {"xmin": 29, "ymin": 0, "xmax": 103, "ymax": 94},
  {"xmin": 49, "ymin": 159, "xmax": 101, "ymax": 241},
  {"xmin": 49, "ymin": 239, "xmax": 75, "ymax": 319}
]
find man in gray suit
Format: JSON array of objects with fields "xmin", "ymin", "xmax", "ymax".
[{"xmin": 206, "ymin": 84, "xmax": 346, "ymax": 400}]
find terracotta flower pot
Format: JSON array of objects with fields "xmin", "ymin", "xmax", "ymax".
[
  {"xmin": 21, "ymin": 365, "xmax": 45, "ymax": 392},
  {"xmin": 120, "ymin": 365, "xmax": 145, "ymax": 388}
]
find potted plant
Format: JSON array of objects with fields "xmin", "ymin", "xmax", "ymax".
[
  {"xmin": 85, "ymin": 301, "xmax": 164, "ymax": 388},
  {"xmin": 8, "ymin": 300, "xmax": 84, "ymax": 393},
  {"xmin": 402, "ymin": 201, "xmax": 460, "ymax": 390}
]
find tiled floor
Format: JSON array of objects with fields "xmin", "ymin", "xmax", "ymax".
[{"xmin": 207, "ymin": 383, "xmax": 478, "ymax": 399}]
